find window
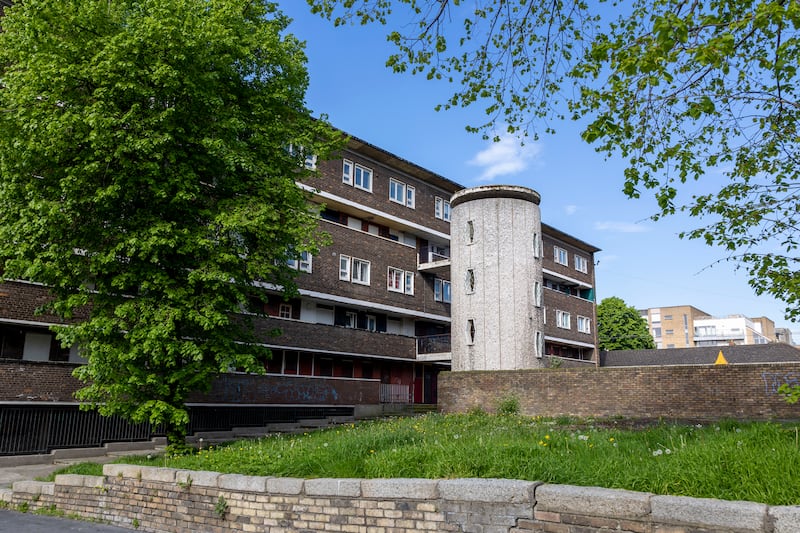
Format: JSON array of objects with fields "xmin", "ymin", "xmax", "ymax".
[
  {"xmin": 298, "ymin": 251, "xmax": 312, "ymax": 273},
  {"xmin": 340, "ymin": 255, "xmax": 370, "ymax": 285},
  {"xmin": 435, "ymin": 196, "xmax": 451, "ymax": 222},
  {"xmin": 352, "ymin": 258, "xmax": 371, "ymax": 285},
  {"xmin": 535, "ymin": 331, "xmax": 544, "ymax": 358},
  {"xmin": 556, "ymin": 310, "xmax": 571, "ymax": 329},
  {"xmin": 465, "ymin": 269, "xmax": 475, "ymax": 293},
  {"xmin": 653, "ymin": 327, "xmax": 662, "ymax": 337},
  {"xmin": 339, "ymin": 255, "xmax": 351, "ymax": 281},
  {"xmin": 279, "ymin": 304, "xmax": 292, "ymax": 319},
  {"xmin": 466, "ymin": 319, "xmax": 476, "ymax": 345},
  {"xmin": 467, "ymin": 220, "xmax": 475, "ymax": 244},
  {"xmin": 388, "ymin": 267, "xmax": 414, "ymax": 295},
  {"xmin": 665, "ymin": 329, "xmax": 674, "ymax": 335},
  {"xmin": 389, "ymin": 178, "xmax": 415, "ymax": 208},
  {"xmin": 404, "ymin": 271, "xmax": 415, "ymax": 295},
  {"xmin": 554, "ymin": 246, "xmax": 568, "ymax": 266},
  {"xmin": 388, "ymin": 267, "xmax": 403, "ymax": 292},
  {"xmin": 534, "ymin": 281, "xmax": 542, "ymax": 307},
  {"xmin": 434, "ymin": 278, "xmax": 451, "ymax": 303},
  {"xmin": 342, "ymin": 159, "xmax": 353, "ymax": 185},
  {"xmin": 287, "ymin": 144, "xmax": 317, "ymax": 170},
  {"xmin": 366, "ymin": 315, "xmax": 377, "ymax": 332},
  {"xmin": 577, "ymin": 316, "xmax": 591, "ymax": 334},
  {"xmin": 354, "ymin": 164, "xmax": 372, "ymax": 192},
  {"xmin": 345, "ymin": 311, "xmax": 357, "ymax": 328},
  {"xmin": 574, "ymin": 255, "xmax": 588, "ymax": 273},
  {"xmin": 664, "ymin": 314, "xmax": 673, "ymax": 320},
  {"xmin": 342, "ymin": 159, "xmax": 373, "ymax": 192},
  {"xmin": 533, "ymin": 232, "xmax": 541, "ymax": 258}
]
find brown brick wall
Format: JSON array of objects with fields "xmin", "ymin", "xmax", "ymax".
[
  {"xmin": 0, "ymin": 360, "xmax": 379, "ymax": 405},
  {"xmin": 0, "ymin": 280, "xmax": 69, "ymax": 324},
  {"xmin": 310, "ymin": 153, "xmax": 455, "ymax": 234},
  {"xmin": 439, "ymin": 363, "xmax": 800, "ymax": 421},
  {"xmin": 0, "ymin": 360, "xmax": 83, "ymax": 402},
  {"xmin": 542, "ymin": 289, "xmax": 596, "ymax": 345},
  {"xmin": 253, "ymin": 316, "xmax": 417, "ymax": 359},
  {"xmin": 542, "ymin": 233, "xmax": 594, "ymax": 285},
  {"xmin": 192, "ymin": 372, "xmax": 380, "ymax": 405}
]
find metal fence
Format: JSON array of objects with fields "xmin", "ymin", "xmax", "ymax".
[{"xmin": 0, "ymin": 403, "xmax": 354, "ymax": 456}]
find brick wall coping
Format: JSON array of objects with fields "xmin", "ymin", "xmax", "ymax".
[{"xmin": 3, "ymin": 465, "xmax": 799, "ymax": 532}]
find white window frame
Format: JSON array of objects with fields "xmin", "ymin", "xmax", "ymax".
[
  {"xmin": 404, "ymin": 271, "xmax": 415, "ymax": 295},
  {"xmin": 298, "ymin": 251, "xmax": 312, "ymax": 273},
  {"xmin": 465, "ymin": 269, "xmax": 475, "ymax": 294},
  {"xmin": 345, "ymin": 311, "xmax": 357, "ymax": 328},
  {"xmin": 466, "ymin": 319, "xmax": 476, "ymax": 345},
  {"xmin": 534, "ymin": 281, "xmax": 542, "ymax": 307},
  {"xmin": 406, "ymin": 185, "xmax": 415, "ymax": 208},
  {"xmin": 574, "ymin": 255, "xmax": 588, "ymax": 273},
  {"xmin": 535, "ymin": 331, "xmax": 544, "ymax": 358},
  {"xmin": 354, "ymin": 164, "xmax": 373, "ymax": 192},
  {"xmin": 577, "ymin": 315, "xmax": 591, "ymax": 334},
  {"xmin": 279, "ymin": 303, "xmax": 292, "ymax": 319},
  {"xmin": 556, "ymin": 310, "xmax": 571, "ymax": 330},
  {"xmin": 339, "ymin": 254, "xmax": 351, "ymax": 281},
  {"xmin": 351, "ymin": 258, "xmax": 371, "ymax": 285},
  {"xmin": 533, "ymin": 232, "xmax": 541, "ymax": 258},
  {"xmin": 342, "ymin": 159, "xmax": 353, "ymax": 185},
  {"xmin": 434, "ymin": 278, "xmax": 451, "ymax": 303},
  {"xmin": 554, "ymin": 246, "xmax": 569, "ymax": 266},
  {"xmin": 435, "ymin": 196, "xmax": 451, "ymax": 222},
  {"xmin": 389, "ymin": 178, "xmax": 415, "ymax": 208},
  {"xmin": 366, "ymin": 314, "xmax": 377, "ymax": 332},
  {"xmin": 389, "ymin": 178, "xmax": 406, "ymax": 205},
  {"xmin": 387, "ymin": 267, "xmax": 404, "ymax": 293}
]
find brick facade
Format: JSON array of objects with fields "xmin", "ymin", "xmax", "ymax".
[
  {"xmin": 439, "ymin": 363, "xmax": 800, "ymax": 420},
  {"xmin": 0, "ymin": 360, "xmax": 379, "ymax": 405}
]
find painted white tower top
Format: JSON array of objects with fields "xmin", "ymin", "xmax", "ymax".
[{"xmin": 450, "ymin": 185, "xmax": 545, "ymax": 371}]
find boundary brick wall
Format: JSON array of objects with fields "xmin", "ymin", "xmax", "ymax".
[
  {"xmin": 4, "ymin": 466, "xmax": 799, "ymax": 532},
  {"xmin": 439, "ymin": 364, "xmax": 800, "ymax": 420}
]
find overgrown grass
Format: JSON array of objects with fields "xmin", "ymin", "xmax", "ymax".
[{"xmin": 50, "ymin": 414, "xmax": 800, "ymax": 505}]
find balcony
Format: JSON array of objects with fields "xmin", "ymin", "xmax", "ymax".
[
  {"xmin": 417, "ymin": 246, "xmax": 451, "ymax": 275},
  {"xmin": 416, "ymin": 334, "xmax": 451, "ymax": 362}
]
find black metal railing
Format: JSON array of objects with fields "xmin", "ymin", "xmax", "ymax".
[{"xmin": 0, "ymin": 404, "xmax": 354, "ymax": 456}]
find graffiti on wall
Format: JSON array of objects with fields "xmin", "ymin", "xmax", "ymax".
[
  {"xmin": 761, "ymin": 371, "xmax": 800, "ymax": 396},
  {"xmin": 219, "ymin": 378, "xmax": 342, "ymax": 404}
]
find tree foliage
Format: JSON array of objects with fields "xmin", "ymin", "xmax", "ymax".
[
  {"xmin": 597, "ymin": 297, "xmax": 656, "ymax": 351},
  {"xmin": 307, "ymin": 0, "xmax": 800, "ymax": 319},
  {"xmin": 0, "ymin": 0, "xmax": 339, "ymax": 448}
]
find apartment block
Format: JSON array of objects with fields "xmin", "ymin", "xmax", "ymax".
[
  {"xmin": 0, "ymin": 131, "xmax": 600, "ymax": 408},
  {"xmin": 640, "ymin": 305, "xmax": 780, "ymax": 348}
]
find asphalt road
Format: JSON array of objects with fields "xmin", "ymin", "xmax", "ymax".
[{"xmin": 0, "ymin": 509, "xmax": 133, "ymax": 532}]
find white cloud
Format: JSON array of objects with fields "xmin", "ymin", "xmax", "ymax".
[
  {"xmin": 467, "ymin": 135, "xmax": 542, "ymax": 181},
  {"xmin": 564, "ymin": 205, "xmax": 578, "ymax": 216},
  {"xmin": 594, "ymin": 221, "xmax": 650, "ymax": 233}
]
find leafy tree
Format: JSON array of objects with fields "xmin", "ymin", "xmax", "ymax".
[
  {"xmin": 307, "ymin": 0, "xmax": 800, "ymax": 319},
  {"xmin": 597, "ymin": 297, "xmax": 656, "ymax": 351},
  {"xmin": 0, "ymin": 0, "xmax": 339, "ymax": 450}
]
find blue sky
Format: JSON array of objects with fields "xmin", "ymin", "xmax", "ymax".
[{"xmin": 279, "ymin": 2, "xmax": 799, "ymax": 337}]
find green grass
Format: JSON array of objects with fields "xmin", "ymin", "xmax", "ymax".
[{"xmin": 48, "ymin": 413, "xmax": 800, "ymax": 505}]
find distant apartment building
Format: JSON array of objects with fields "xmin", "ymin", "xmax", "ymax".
[{"xmin": 640, "ymin": 305, "xmax": 780, "ymax": 348}]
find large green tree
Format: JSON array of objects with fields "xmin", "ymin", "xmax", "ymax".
[
  {"xmin": 597, "ymin": 297, "xmax": 656, "ymax": 351},
  {"xmin": 307, "ymin": 0, "xmax": 800, "ymax": 319},
  {"xmin": 0, "ymin": 0, "xmax": 338, "ymax": 449}
]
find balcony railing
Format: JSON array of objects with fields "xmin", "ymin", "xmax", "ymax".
[
  {"xmin": 417, "ymin": 334, "xmax": 451, "ymax": 355},
  {"xmin": 380, "ymin": 383, "xmax": 411, "ymax": 404},
  {"xmin": 419, "ymin": 246, "xmax": 450, "ymax": 264}
]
